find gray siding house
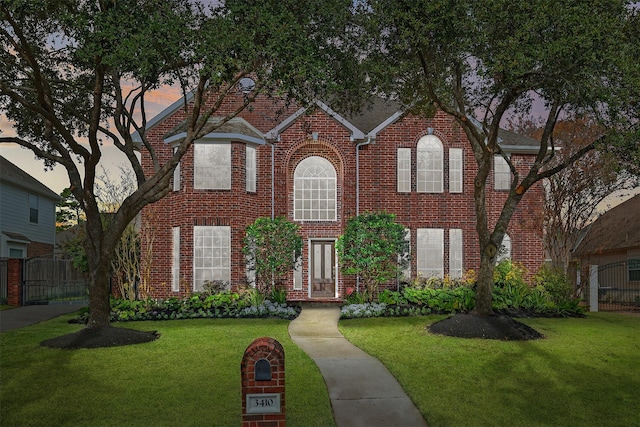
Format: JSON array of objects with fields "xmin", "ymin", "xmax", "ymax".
[{"xmin": 0, "ymin": 155, "xmax": 60, "ymax": 258}]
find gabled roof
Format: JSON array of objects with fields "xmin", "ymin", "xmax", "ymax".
[
  {"xmin": 573, "ymin": 194, "xmax": 640, "ymax": 256},
  {"xmin": 0, "ymin": 155, "xmax": 60, "ymax": 201},
  {"xmin": 133, "ymin": 91, "xmax": 540, "ymax": 150},
  {"xmin": 164, "ymin": 117, "xmax": 265, "ymax": 146}
]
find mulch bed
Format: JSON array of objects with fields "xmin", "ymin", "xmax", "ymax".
[
  {"xmin": 428, "ymin": 313, "xmax": 544, "ymax": 340},
  {"xmin": 41, "ymin": 327, "xmax": 159, "ymax": 349}
]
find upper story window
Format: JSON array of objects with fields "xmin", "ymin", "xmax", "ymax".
[
  {"xmin": 246, "ymin": 146, "xmax": 256, "ymax": 193},
  {"xmin": 29, "ymin": 193, "xmax": 39, "ymax": 224},
  {"xmin": 397, "ymin": 148, "xmax": 411, "ymax": 193},
  {"xmin": 194, "ymin": 143, "xmax": 231, "ymax": 190},
  {"xmin": 294, "ymin": 156, "xmax": 337, "ymax": 221},
  {"xmin": 417, "ymin": 135, "xmax": 443, "ymax": 193},
  {"xmin": 449, "ymin": 148, "xmax": 463, "ymax": 193},
  {"xmin": 172, "ymin": 147, "xmax": 180, "ymax": 192},
  {"xmin": 494, "ymin": 155, "xmax": 511, "ymax": 190}
]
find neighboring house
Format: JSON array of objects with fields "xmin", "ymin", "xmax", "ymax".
[
  {"xmin": 137, "ymin": 92, "xmax": 544, "ymax": 300},
  {"xmin": 0, "ymin": 155, "xmax": 60, "ymax": 258},
  {"xmin": 574, "ymin": 194, "xmax": 640, "ymax": 284}
]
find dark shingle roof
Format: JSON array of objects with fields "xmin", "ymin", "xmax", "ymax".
[
  {"xmin": 574, "ymin": 194, "xmax": 640, "ymax": 256},
  {"xmin": 0, "ymin": 155, "xmax": 60, "ymax": 200}
]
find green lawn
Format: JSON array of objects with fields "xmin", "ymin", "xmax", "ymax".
[
  {"xmin": 339, "ymin": 313, "xmax": 640, "ymax": 427},
  {"xmin": 0, "ymin": 314, "xmax": 335, "ymax": 427},
  {"xmin": 3, "ymin": 312, "xmax": 638, "ymax": 427}
]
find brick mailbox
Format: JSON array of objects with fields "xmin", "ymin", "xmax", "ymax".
[{"xmin": 241, "ymin": 337, "xmax": 286, "ymax": 427}]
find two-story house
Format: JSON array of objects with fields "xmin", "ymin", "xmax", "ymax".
[
  {"xmin": 0, "ymin": 155, "xmax": 60, "ymax": 258},
  {"xmin": 138, "ymin": 91, "xmax": 544, "ymax": 301}
]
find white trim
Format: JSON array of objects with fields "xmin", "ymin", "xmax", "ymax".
[
  {"xmin": 264, "ymin": 107, "xmax": 308, "ymax": 140},
  {"xmin": 132, "ymin": 92, "xmax": 195, "ymax": 143}
]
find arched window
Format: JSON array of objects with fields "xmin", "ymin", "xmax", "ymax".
[
  {"xmin": 294, "ymin": 156, "xmax": 337, "ymax": 221},
  {"xmin": 417, "ymin": 135, "xmax": 443, "ymax": 193}
]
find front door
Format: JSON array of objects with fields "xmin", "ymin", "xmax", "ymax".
[{"xmin": 310, "ymin": 240, "xmax": 335, "ymax": 298}]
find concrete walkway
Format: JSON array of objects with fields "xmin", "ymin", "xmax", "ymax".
[
  {"xmin": 0, "ymin": 303, "xmax": 85, "ymax": 332},
  {"xmin": 289, "ymin": 304, "xmax": 428, "ymax": 427}
]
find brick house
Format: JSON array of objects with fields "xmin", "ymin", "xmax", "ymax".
[{"xmin": 137, "ymin": 91, "xmax": 544, "ymax": 301}]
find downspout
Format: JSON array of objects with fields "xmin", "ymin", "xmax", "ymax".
[
  {"xmin": 267, "ymin": 139, "xmax": 276, "ymax": 219},
  {"xmin": 355, "ymin": 136, "xmax": 372, "ymax": 216},
  {"xmin": 354, "ymin": 136, "xmax": 372, "ymax": 293}
]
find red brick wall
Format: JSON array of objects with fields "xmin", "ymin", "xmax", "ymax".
[
  {"xmin": 26, "ymin": 241, "xmax": 55, "ymax": 258},
  {"xmin": 140, "ymin": 94, "xmax": 544, "ymax": 300},
  {"xmin": 241, "ymin": 337, "xmax": 286, "ymax": 427}
]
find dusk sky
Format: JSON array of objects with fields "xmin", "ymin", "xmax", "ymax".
[{"xmin": 0, "ymin": 85, "xmax": 182, "ymax": 195}]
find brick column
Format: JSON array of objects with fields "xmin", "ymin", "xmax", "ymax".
[
  {"xmin": 6, "ymin": 258, "xmax": 23, "ymax": 306},
  {"xmin": 241, "ymin": 337, "xmax": 286, "ymax": 427}
]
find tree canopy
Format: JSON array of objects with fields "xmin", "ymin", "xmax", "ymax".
[
  {"xmin": 1, "ymin": 0, "xmax": 362, "ymax": 330},
  {"xmin": 356, "ymin": 0, "xmax": 640, "ymax": 314}
]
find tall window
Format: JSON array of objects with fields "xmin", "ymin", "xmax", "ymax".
[
  {"xmin": 494, "ymin": 155, "xmax": 511, "ymax": 190},
  {"xmin": 29, "ymin": 194, "xmax": 39, "ymax": 223},
  {"xmin": 496, "ymin": 234, "xmax": 512, "ymax": 263},
  {"xmin": 397, "ymin": 148, "xmax": 411, "ymax": 193},
  {"xmin": 417, "ymin": 135, "xmax": 443, "ymax": 193},
  {"xmin": 172, "ymin": 147, "xmax": 180, "ymax": 192},
  {"xmin": 294, "ymin": 156, "xmax": 337, "ymax": 221},
  {"xmin": 417, "ymin": 228, "xmax": 444, "ymax": 278},
  {"xmin": 449, "ymin": 148, "xmax": 463, "ymax": 193},
  {"xmin": 246, "ymin": 146, "xmax": 256, "ymax": 192},
  {"xmin": 194, "ymin": 143, "xmax": 231, "ymax": 189},
  {"xmin": 399, "ymin": 228, "xmax": 412, "ymax": 280},
  {"xmin": 193, "ymin": 226, "xmax": 231, "ymax": 291},
  {"xmin": 172, "ymin": 227, "xmax": 180, "ymax": 291},
  {"xmin": 449, "ymin": 229, "xmax": 463, "ymax": 279}
]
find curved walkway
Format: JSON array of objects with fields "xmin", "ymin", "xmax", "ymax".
[{"xmin": 289, "ymin": 304, "xmax": 428, "ymax": 427}]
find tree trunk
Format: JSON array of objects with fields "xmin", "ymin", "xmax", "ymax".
[
  {"xmin": 86, "ymin": 260, "xmax": 112, "ymax": 329},
  {"xmin": 473, "ymin": 245, "xmax": 497, "ymax": 315}
]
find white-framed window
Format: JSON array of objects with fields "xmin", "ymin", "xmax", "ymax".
[
  {"xmin": 171, "ymin": 227, "xmax": 180, "ymax": 291},
  {"xmin": 496, "ymin": 234, "xmax": 512, "ymax": 263},
  {"xmin": 417, "ymin": 228, "xmax": 444, "ymax": 278},
  {"xmin": 417, "ymin": 135, "xmax": 443, "ymax": 193},
  {"xmin": 293, "ymin": 256, "xmax": 303, "ymax": 290},
  {"xmin": 294, "ymin": 156, "xmax": 337, "ymax": 221},
  {"xmin": 172, "ymin": 147, "xmax": 180, "ymax": 192},
  {"xmin": 399, "ymin": 228, "xmax": 412, "ymax": 280},
  {"xmin": 397, "ymin": 148, "xmax": 411, "ymax": 193},
  {"xmin": 449, "ymin": 229, "xmax": 463, "ymax": 279},
  {"xmin": 194, "ymin": 143, "xmax": 231, "ymax": 190},
  {"xmin": 494, "ymin": 155, "xmax": 511, "ymax": 190},
  {"xmin": 449, "ymin": 148, "xmax": 463, "ymax": 193},
  {"xmin": 193, "ymin": 226, "xmax": 231, "ymax": 291},
  {"xmin": 29, "ymin": 193, "xmax": 39, "ymax": 223},
  {"xmin": 246, "ymin": 145, "xmax": 256, "ymax": 192}
]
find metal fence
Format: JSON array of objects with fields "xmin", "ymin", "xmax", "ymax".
[
  {"xmin": 22, "ymin": 258, "xmax": 88, "ymax": 305},
  {"xmin": 597, "ymin": 260, "xmax": 640, "ymax": 311}
]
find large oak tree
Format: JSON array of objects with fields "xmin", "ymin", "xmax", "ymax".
[
  {"xmin": 1, "ymin": 0, "xmax": 362, "ymax": 331},
  {"xmin": 356, "ymin": 0, "xmax": 639, "ymax": 314}
]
